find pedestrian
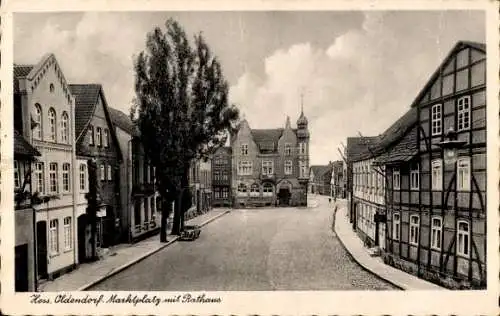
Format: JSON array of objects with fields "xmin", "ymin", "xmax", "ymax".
[{"xmin": 328, "ymin": 197, "xmax": 332, "ymax": 205}]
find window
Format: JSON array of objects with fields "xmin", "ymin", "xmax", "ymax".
[
  {"xmin": 409, "ymin": 215, "xmax": 420, "ymax": 245},
  {"xmin": 134, "ymin": 199, "xmax": 142, "ymax": 226},
  {"xmin": 284, "ymin": 160, "xmax": 293, "ymax": 175},
  {"xmin": 49, "ymin": 219, "xmax": 59, "ymax": 255},
  {"xmin": 48, "ymin": 108, "xmax": 57, "ymax": 142},
  {"xmin": 49, "ymin": 83, "xmax": 55, "ymax": 93},
  {"xmin": 299, "ymin": 142, "xmax": 307, "ymax": 155},
  {"xmin": 88, "ymin": 125, "xmax": 95, "ymax": 145},
  {"xmin": 240, "ymin": 143, "xmax": 248, "ymax": 156},
  {"xmin": 457, "ymin": 96, "xmax": 471, "ymax": 131},
  {"xmin": 457, "ymin": 157, "xmax": 470, "ymax": 191},
  {"xmin": 214, "ymin": 171, "xmax": 220, "ymax": 181},
  {"xmin": 410, "ymin": 164, "xmax": 419, "ymax": 190},
  {"xmin": 14, "ymin": 161, "xmax": 20, "ymax": 189},
  {"xmin": 62, "ymin": 163, "xmax": 70, "ymax": 193},
  {"xmin": 393, "ymin": 213, "xmax": 400, "ymax": 241},
  {"xmin": 284, "ymin": 143, "xmax": 292, "ymax": 155},
  {"xmin": 237, "ymin": 183, "xmax": 247, "ymax": 196},
  {"xmin": 457, "ymin": 220, "xmax": 470, "ymax": 257},
  {"xmin": 49, "ymin": 163, "xmax": 58, "ymax": 193},
  {"xmin": 60, "ymin": 112, "xmax": 69, "ymax": 143},
  {"xmin": 33, "ymin": 104, "xmax": 42, "ymax": 140},
  {"xmin": 63, "ymin": 217, "xmax": 72, "ymax": 251},
  {"xmin": 107, "ymin": 165, "xmax": 112, "ymax": 181},
  {"xmin": 237, "ymin": 161, "xmax": 252, "ymax": 175},
  {"xmin": 299, "ymin": 161, "xmax": 307, "ymax": 178},
  {"xmin": 214, "ymin": 188, "xmax": 220, "ymax": 199},
  {"xmin": 263, "ymin": 183, "xmax": 273, "ymax": 197},
  {"xmin": 431, "ymin": 104, "xmax": 442, "ymax": 135},
  {"xmin": 431, "ymin": 160, "xmax": 443, "ymax": 190},
  {"xmin": 144, "ymin": 197, "xmax": 149, "ymax": 223},
  {"xmin": 96, "ymin": 127, "xmax": 102, "ymax": 146},
  {"xmin": 104, "ymin": 129, "xmax": 109, "ymax": 147},
  {"xmin": 222, "ymin": 187, "xmax": 229, "ymax": 198},
  {"xmin": 262, "ymin": 161, "xmax": 274, "ymax": 175},
  {"xmin": 431, "ymin": 216, "xmax": 442, "ymax": 250},
  {"xmin": 393, "ymin": 168, "xmax": 400, "ymax": 190},
  {"xmin": 34, "ymin": 162, "xmax": 44, "ymax": 193},
  {"xmin": 100, "ymin": 164, "xmax": 105, "ymax": 181},
  {"xmin": 250, "ymin": 183, "xmax": 259, "ymax": 197},
  {"xmin": 79, "ymin": 164, "xmax": 87, "ymax": 191}
]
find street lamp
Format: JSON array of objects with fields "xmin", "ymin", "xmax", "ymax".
[{"xmin": 436, "ymin": 127, "xmax": 467, "ymax": 165}]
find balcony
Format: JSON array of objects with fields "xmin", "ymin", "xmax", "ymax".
[{"xmin": 132, "ymin": 183, "xmax": 156, "ymax": 196}]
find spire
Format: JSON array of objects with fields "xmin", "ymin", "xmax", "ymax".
[
  {"xmin": 300, "ymin": 92, "xmax": 304, "ymax": 115},
  {"xmin": 297, "ymin": 92, "xmax": 308, "ymax": 128}
]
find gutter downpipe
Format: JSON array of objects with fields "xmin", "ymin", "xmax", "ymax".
[{"xmin": 70, "ymin": 96, "xmax": 78, "ymax": 267}]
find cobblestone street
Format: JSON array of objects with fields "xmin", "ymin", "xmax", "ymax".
[{"xmin": 90, "ymin": 196, "xmax": 397, "ymax": 291}]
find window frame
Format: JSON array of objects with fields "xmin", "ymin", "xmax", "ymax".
[
  {"xmin": 393, "ymin": 168, "xmax": 401, "ymax": 190},
  {"xmin": 409, "ymin": 214, "xmax": 420, "ymax": 246},
  {"xmin": 262, "ymin": 160, "xmax": 274, "ymax": 175},
  {"xmin": 62, "ymin": 163, "xmax": 71, "ymax": 193},
  {"xmin": 96, "ymin": 127, "xmax": 102, "ymax": 147},
  {"xmin": 60, "ymin": 111, "xmax": 69, "ymax": 144},
  {"xmin": 79, "ymin": 163, "xmax": 87, "ymax": 191},
  {"xmin": 284, "ymin": 143, "xmax": 292, "ymax": 156},
  {"xmin": 284, "ymin": 160, "xmax": 293, "ymax": 175},
  {"xmin": 431, "ymin": 216, "xmax": 443, "ymax": 250},
  {"xmin": 431, "ymin": 104, "xmax": 442, "ymax": 136},
  {"xmin": 33, "ymin": 104, "xmax": 43, "ymax": 140},
  {"xmin": 34, "ymin": 162, "xmax": 44, "ymax": 193},
  {"xmin": 63, "ymin": 216, "xmax": 72, "ymax": 251},
  {"xmin": 457, "ymin": 96, "xmax": 471, "ymax": 132},
  {"xmin": 49, "ymin": 219, "xmax": 59, "ymax": 255},
  {"xmin": 456, "ymin": 220, "xmax": 470, "ymax": 257},
  {"xmin": 240, "ymin": 143, "xmax": 248, "ymax": 156},
  {"xmin": 104, "ymin": 129, "xmax": 109, "ymax": 147},
  {"xmin": 100, "ymin": 164, "xmax": 105, "ymax": 181},
  {"xmin": 457, "ymin": 157, "xmax": 471, "ymax": 191},
  {"xmin": 410, "ymin": 164, "xmax": 420, "ymax": 191},
  {"xmin": 431, "ymin": 159, "xmax": 443, "ymax": 191},
  {"xmin": 49, "ymin": 162, "xmax": 58, "ymax": 193},
  {"xmin": 48, "ymin": 108, "xmax": 57, "ymax": 142},
  {"xmin": 107, "ymin": 165, "xmax": 112, "ymax": 181},
  {"xmin": 393, "ymin": 213, "xmax": 401, "ymax": 241},
  {"xmin": 263, "ymin": 183, "xmax": 273, "ymax": 196},
  {"xmin": 88, "ymin": 125, "xmax": 95, "ymax": 145}
]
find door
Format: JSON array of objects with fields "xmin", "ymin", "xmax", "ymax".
[
  {"xmin": 278, "ymin": 188, "xmax": 291, "ymax": 206},
  {"xmin": 77, "ymin": 215, "xmax": 87, "ymax": 263},
  {"xmin": 15, "ymin": 244, "xmax": 29, "ymax": 292},
  {"xmin": 36, "ymin": 221, "xmax": 48, "ymax": 279}
]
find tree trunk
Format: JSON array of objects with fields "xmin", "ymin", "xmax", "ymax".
[
  {"xmin": 180, "ymin": 165, "xmax": 190, "ymax": 231},
  {"xmin": 160, "ymin": 195, "xmax": 172, "ymax": 242},
  {"xmin": 172, "ymin": 192, "xmax": 182, "ymax": 235}
]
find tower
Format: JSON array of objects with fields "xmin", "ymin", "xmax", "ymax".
[{"xmin": 296, "ymin": 94, "xmax": 309, "ymax": 206}]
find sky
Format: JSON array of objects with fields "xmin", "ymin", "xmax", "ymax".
[{"xmin": 14, "ymin": 11, "xmax": 485, "ymax": 165}]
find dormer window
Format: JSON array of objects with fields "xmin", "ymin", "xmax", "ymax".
[
  {"xmin": 96, "ymin": 127, "xmax": 102, "ymax": 147},
  {"xmin": 88, "ymin": 125, "xmax": 95, "ymax": 145}
]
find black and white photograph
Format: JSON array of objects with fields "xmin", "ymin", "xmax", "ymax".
[{"xmin": 1, "ymin": 0, "xmax": 498, "ymax": 315}]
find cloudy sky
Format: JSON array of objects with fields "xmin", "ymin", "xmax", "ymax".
[{"xmin": 14, "ymin": 11, "xmax": 485, "ymax": 164}]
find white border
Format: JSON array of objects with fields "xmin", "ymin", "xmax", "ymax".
[{"xmin": 1, "ymin": 0, "xmax": 498, "ymax": 315}]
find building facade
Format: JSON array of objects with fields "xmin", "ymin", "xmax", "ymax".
[
  {"xmin": 382, "ymin": 41, "xmax": 487, "ymax": 289},
  {"xmin": 330, "ymin": 160, "xmax": 346, "ymax": 199},
  {"xmin": 231, "ymin": 112, "xmax": 309, "ymax": 208},
  {"xmin": 212, "ymin": 146, "xmax": 232, "ymax": 207},
  {"xmin": 308, "ymin": 164, "xmax": 332, "ymax": 195},
  {"xmin": 70, "ymin": 84, "xmax": 123, "ymax": 259},
  {"xmin": 14, "ymin": 130, "xmax": 41, "ymax": 291},
  {"xmin": 14, "ymin": 54, "xmax": 79, "ymax": 281},
  {"xmin": 190, "ymin": 158, "xmax": 212, "ymax": 214}
]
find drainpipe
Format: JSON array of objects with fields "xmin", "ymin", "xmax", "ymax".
[
  {"xmin": 127, "ymin": 138, "xmax": 132, "ymax": 243},
  {"xmin": 70, "ymin": 96, "xmax": 78, "ymax": 266}
]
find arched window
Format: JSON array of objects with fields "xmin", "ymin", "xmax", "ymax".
[
  {"xmin": 33, "ymin": 104, "xmax": 42, "ymax": 140},
  {"xmin": 48, "ymin": 108, "xmax": 57, "ymax": 142},
  {"xmin": 60, "ymin": 111, "xmax": 69, "ymax": 143},
  {"xmin": 237, "ymin": 183, "xmax": 247, "ymax": 196},
  {"xmin": 49, "ymin": 83, "xmax": 55, "ymax": 93},
  {"xmin": 250, "ymin": 183, "xmax": 259, "ymax": 197},
  {"xmin": 263, "ymin": 183, "xmax": 273, "ymax": 197}
]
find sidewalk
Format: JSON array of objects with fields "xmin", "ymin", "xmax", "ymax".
[
  {"xmin": 333, "ymin": 201, "xmax": 445, "ymax": 290},
  {"xmin": 38, "ymin": 208, "xmax": 230, "ymax": 292}
]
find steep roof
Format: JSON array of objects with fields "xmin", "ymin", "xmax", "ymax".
[
  {"xmin": 14, "ymin": 129, "xmax": 40, "ymax": 158},
  {"xmin": 374, "ymin": 125, "xmax": 418, "ymax": 166},
  {"xmin": 346, "ymin": 136, "xmax": 380, "ymax": 162},
  {"xmin": 310, "ymin": 165, "xmax": 332, "ymax": 178},
  {"xmin": 108, "ymin": 107, "xmax": 139, "ymax": 137},
  {"xmin": 13, "ymin": 65, "xmax": 34, "ymax": 93},
  {"xmin": 251, "ymin": 128, "xmax": 283, "ymax": 153},
  {"xmin": 69, "ymin": 84, "xmax": 102, "ymax": 139}
]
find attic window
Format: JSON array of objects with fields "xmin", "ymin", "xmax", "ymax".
[{"xmin": 49, "ymin": 83, "xmax": 55, "ymax": 93}]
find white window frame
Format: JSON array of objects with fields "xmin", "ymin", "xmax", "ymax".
[
  {"xmin": 299, "ymin": 161, "xmax": 307, "ymax": 178},
  {"xmin": 284, "ymin": 143, "xmax": 292, "ymax": 156},
  {"xmin": 48, "ymin": 108, "xmax": 57, "ymax": 142},
  {"xmin": 410, "ymin": 164, "xmax": 420, "ymax": 190},
  {"xmin": 107, "ymin": 165, "xmax": 112, "ymax": 181},
  {"xmin": 431, "ymin": 104, "xmax": 442, "ymax": 136},
  {"xmin": 284, "ymin": 160, "xmax": 293, "ymax": 175},
  {"xmin": 104, "ymin": 129, "xmax": 109, "ymax": 147},
  {"xmin": 457, "ymin": 220, "xmax": 470, "ymax": 257},
  {"xmin": 88, "ymin": 125, "xmax": 94, "ymax": 145},
  {"xmin": 262, "ymin": 160, "xmax": 274, "ymax": 175},
  {"xmin": 33, "ymin": 104, "xmax": 42, "ymax": 140},
  {"xmin": 62, "ymin": 163, "xmax": 70, "ymax": 193},
  {"xmin": 393, "ymin": 213, "xmax": 400, "ymax": 241},
  {"xmin": 263, "ymin": 183, "xmax": 273, "ymax": 197},
  {"xmin": 49, "ymin": 162, "xmax": 58, "ymax": 193},
  {"xmin": 431, "ymin": 160, "xmax": 443, "ymax": 191},
  {"xmin": 238, "ymin": 161, "xmax": 252, "ymax": 175},
  {"xmin": 250, "ymin": 183, "xmax": 260, "ymax": 197},
  {"xmin": 237, "ymin": 183, "xmax": 248, "ymax": 196},
  {"xmin": 409, "ymin": 215, "xmax": 420, "ymax": 246},
  {"xmin": 96, "ymin": 127, "xmax": 102, "ymax": 147},
  {"xmin": 393, "ymin": 168, "xmax": 401, "ymax": 190},
  {"xmin": 299, "ymin": 142, "xmax": 306, "ymax": 155},
  {"xmin": 457, "ymin": 96, "xmax": 471, "ymax": 131},
  {"xmin": 60, "ymin": 112, "xmax": 69, "ymax": 144},
  {"xmin": 457, "ymin": 157, "xmax": 471, "ymax": 191},
  {"xmin": 79, "ymin": 163, "xmax": 87, "ymax": 191},
  {"xmin": 100, "ymin": 164, "xmax": 105, "ymax": 181},
  {"xmin": 14, "ymin": 161, "xmax": 20, "ymax": 189},
  {"xmin": 63, "ymin": 216, "xmax": 72, "ymax": 251},
  {"xmin": 35, "ymin": 162, "xmax": 44, "ymax": 193},
  {"xmin": 240, "ymin": 143, "xmax": 248, "ymax": 156},
  {"xmin": 49, "ymin": 219, "xmax": 59, "ymax": 255},
  {"xmin": 431, "ymin": 216, "xmax": 443, "ymax": 250}
]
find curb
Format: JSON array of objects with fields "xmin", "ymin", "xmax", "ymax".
[
  {"xmin": 79, "ymin": 209, "xmax": 231, "ymax": 291},
  {"xmin": 332, "ymin": 210, "xmax": 406, "ymax": 290}
]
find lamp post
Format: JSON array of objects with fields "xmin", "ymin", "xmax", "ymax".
[{"xmin": 436, "ymin": 127, "xmax": 467, "ymax": 165}]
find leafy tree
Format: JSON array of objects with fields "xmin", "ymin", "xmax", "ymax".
[{"xmin": 133, "ymin": 19, "xmax": 239, "ymax": 241}]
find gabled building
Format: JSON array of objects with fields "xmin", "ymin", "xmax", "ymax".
[
  {"xmin": 14, "ymin": 54, "xmax": 78, "ymax": 281},
  {"xmin": 108, "ymin": 107, "xmax": 161, "ymax": 243},
  {"xmin": 190, "ymin": 158, "xmax": 212, "ymax": 214},
  {"xmin": 308, "ymin": 164, "xmax": 333, "ymax": 195},
  {"xmin": 212, "ymin": 146, "xmax": 232, "ymax": 207},
  {"xmin": 69, "ymin": 84, "xmax": 123, "ymax": 259},
  {"xmin": 14, "ymin": 130, "xmax": 41, "ymax": 291},
  {"xmin": 231, "ymin": 111, "xmax": 309, "ymax": 208},
  {"xmin": 330, "ymin": 160, "xmax": 346, "ymax": 199}
]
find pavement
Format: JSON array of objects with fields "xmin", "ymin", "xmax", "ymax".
[
  {"xmin": 333, "ymin": 197, "xmax": 446, "ymax": 291},
  {"xmin": 38, "ymin": 208, "xmax": 230, "ymax": 292},
  {"xmin": 89, "ymin": 194, "xmax": 397, "ymax": 291}
]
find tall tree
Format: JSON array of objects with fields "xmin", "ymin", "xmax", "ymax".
[{"xmin": 133, "ymin": 19, "xmax": 239, "ymax": 241}]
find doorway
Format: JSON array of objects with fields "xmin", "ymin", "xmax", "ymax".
[
  {"xmin": 278, "ymin": 188, "xmax": 291, "ymax": 206},
  {"xmin": 36, "ymin": 221, "xmax": 48, "ymax": 279},
  {"xmin": 15, "ymin": 244, "xmax": 29, "ymax": 291}
]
